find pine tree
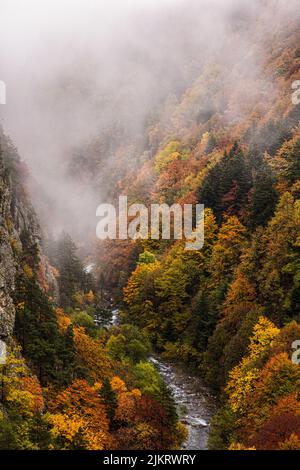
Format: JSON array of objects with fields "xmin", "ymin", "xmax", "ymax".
[
  {"xmin": 285, "ymin": 138, "xmax": 300, "ymax": 184},
  {"xmin": 205, "ymin": 134, "xmax": 217, "ymax": 154},
  {"xmin": 250, "ymin": 164, "xmax": 278, "ymax": 228},
  {"xmin": 155, "ymin": 381, "xmax": 178, "ymax": 429},
  {"xmin": 198, "ymin": 144, "xmax": 252, "ymax": 222},
  {"xmin": 14, "ymin": 276, "xmax": 65, "ymax": 386},
  {"xmin": 59, "ymin": 324, "xmax": 78, "ymax": 385},
  {"xmin": 99, "ymin": 377, "xmax": 118, "ymax": 428},
  {"xmin": 49, "ymin": 232, "xmax": 92, "ymax": 308}
]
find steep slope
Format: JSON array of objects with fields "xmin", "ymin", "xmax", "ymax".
[
  {"xmin": 112, "ymin": 1, "xmax": 300, "ymax": 450},
  {"xmin": 0, "ymin": 129, "xmax": 186, "ymax": 450},
  {"xmin": 0, "ymin": 128, "xmax": 52, "ymax": 341}
]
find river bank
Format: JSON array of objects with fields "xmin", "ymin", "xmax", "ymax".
[
  {"xmin": 150, "ymin": 357, "xmax": 216, "ymax": 450},
  {"xmin": 108, "ymin": 307, "xmax": 217, "ymax": 450}
]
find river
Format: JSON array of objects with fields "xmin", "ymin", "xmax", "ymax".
[
  {"xmin": 109, "ymin": 308, "xmax": 216, "ymax": 450},
  {"xmin": 150, "ymin": 357, "xmax": 216, "ymax": 450}
]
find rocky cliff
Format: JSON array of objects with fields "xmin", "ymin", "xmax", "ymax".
[{"xmin": 0, "ymin": 127, "xmax": 57, "ymax": 341}]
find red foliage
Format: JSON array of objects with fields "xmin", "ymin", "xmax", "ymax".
[{"xmin": 250, "ymin": 413, "xmax": 300, "ymax": 450}]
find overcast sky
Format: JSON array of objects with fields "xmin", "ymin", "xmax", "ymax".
[{"xmin": 0, "ymin": 0, "xmax": 297, "ymax": 240}]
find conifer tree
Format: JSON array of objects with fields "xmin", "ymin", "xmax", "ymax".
[
  {"xmin": 250, "ymin": 164, "xmax": 278, "ymax": 228},
  {"xmin": 99, "ymin": 377, "xmax": 118, "ymax": 428}
]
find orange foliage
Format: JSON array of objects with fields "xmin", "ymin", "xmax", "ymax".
[
  {"xmin": 223, "ymin": 270, "xmax": 258, "ymax": 320},
  {"xmin": 48, "ymin": 379, "xmax": 111, "ymax": 450},
  {"xmin": 111, "ymin": 376, "xmax": 141, "ymax": 423},
  {"xmin": 21, "ymin": 376, "xmax": 44, "ymax": 414},
  {"xmin": 55, "ymin": 308, "xmax": 71, "ymax": 333},
  {"xmin": 73, "ymin": 327, "xmax": 113, "ymax": 381},
  {"xmin": 270, "ymin": 393, "xmax": 300, "ymax": 417},
  {"xmin": 249, "ymin": 413, "xmax": 300, "ymax": 450}
]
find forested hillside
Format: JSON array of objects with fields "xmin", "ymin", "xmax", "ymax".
[
  {"xmin": 1, "ymin": 0, "xmax": 300, "ymax": 452},
  {"xmin": 101, "ymin": 2, "xmax": 300, "ymax": 450},
  {"xmin": 0, "ymin": 130, "xmax": 186, "ymax": 449}
]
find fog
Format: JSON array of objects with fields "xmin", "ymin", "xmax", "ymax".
[{"xmin": 0, "ymin": 0, "xmax": 298, "ymax": 242}]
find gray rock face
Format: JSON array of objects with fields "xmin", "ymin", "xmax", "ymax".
[
  {"xmin": 0, "ymin": 130, "xmax": 53, "ymax": 340},
  {"xmin": 0, "ymin": 157, "xmax": 17, "ymax": 340}
]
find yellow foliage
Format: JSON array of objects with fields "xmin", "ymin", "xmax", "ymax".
[
  {"xmin": 209, "ymin": 216, "xmax": 247, "ymax": 283},
  {"xmin": 48, "ymin": 379, "xmax": 111, "ymax": 450},
  {"xmin": 229, "ymin": 442, "xmax": 256, "ymax": 450},
  {"xmin": 23, "ymin": 264, "xmax": 33, "ymax": 279},
  {"xmin": 123, "ymin": 261, "xmax": 161, "ymax": 305},
  {"xmin": 226, "ymin": 362, "xmax": 261, "ymax": 413},
  {"xmin": 85, "ymin": 290, "xmax": 95, "ymax": 304},
  {"xmin": 173, "ymin": 422, "xmax": 188, "ymax": 449},
  {"xmin": 200, "ymin": 131, "xmax": 210, "ymax": 149},
  {"xmin": 248, "ymin": 317, "xmax": 280, "ymax": 360},
  {"xmin": 6, "ymin": 389, "xmax": 36, "ymax": 418},
  {"xmin": 111, "ymin": 376, "xmax": 127, "ymax": 393},
  {"xmin": 16, "ymin": 301, "xmax": 25, "ymax": 311},
  {"xmin": 55, "ymin": 308, "xmax": 71, "ymax": 333},
  {"xmin": 134, "ymin": 422, "xmax": 157, "ymax": 449},
  {"xmin": 10, "ymin": 238, "xmax": 21, "ymax": 254},
  {"xmin": 279, "ymin": 433, "xmax": 300, "ymax": 450},
  {"xmin": 73, "ymin": 327, "xmax": 112, "ymax": 381},
  {"xmin": 50, "ymin": 265, "xmax": 60, "ymax": 278},
  {"xmin": 0, "ymin": 348, "xmax": 44, "ymax": 418},
  {"xmin": 0, "ymin": 348, "xmax": 28, "ymax": 390},
  {"xmin": 73, "ymin": 291, "xmax": 84, "ymax": 306},
  {"xmin": 47, "ymin": 412, "xmax": 85, "ymax": 444},
  {"xmin": 226, "ymin": 317, "xmax": 280, "ymax": 413},
  {"xmin": 154, "ymin": 141, "xmax": 181, "ymax": 172}
]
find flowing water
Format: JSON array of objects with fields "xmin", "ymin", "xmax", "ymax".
[
  {"xmin": 106, "ymin": 306, "xmax": 216, "ymax": 450},
  {"xmin": 150, "ymin": 357, "xmax": 216, "ymax": 450}
]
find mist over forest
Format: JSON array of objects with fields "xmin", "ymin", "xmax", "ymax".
[
  {"xmin": 1, "ymin": 0, "xmax": 300, "ymax": 454},
  {"xmin": 1, "ymin": 0, "xmax": 296, "ymax": 239}
]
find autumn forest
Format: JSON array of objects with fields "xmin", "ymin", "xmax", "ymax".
[{"xmin": 0, "ymin": 0, "xmax": 300, "ymax": 455}]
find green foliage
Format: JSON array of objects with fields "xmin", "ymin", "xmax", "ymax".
[
  {"xmin": 99, "ymin": 377, "xmax": 118, "ymax": 427},
  {"xmin": 3, "ymin": 7, "xmax": 300, "ymax": 451},
  {"xmin": 107, "ymin": 324, "xmax": 151, "ymax": 363},
  {"xmin": 205, "ymin": 134, "xmax": 217, "ymax": 154},
  {"xmin": 133, "ymin": 362, "xmax": 162, "ymax": 395},
  {"xmin": 138, "ymin": 251, "xmax": 156, "ymax": 265},
  {"xmin": 253, "ymin": 118, "xmax": 291, "ymax": 156},
  {"xmin": 46, "ymin": 232, "xmax": 93, "ymax": 309},
  {"xmin": 208, "ymin": 406, "xmax": 238, "ymax": 450},
  {"xmin": 14, "ymin": 273, "xmax": 78, "ymax": 387},
  {"xmin": 0, "ymin": 415, "xmax": 21, "ymax": 450},
  {"xmin": 250, "ymin": 162, "xmax": 278, "ymax": 228},
  {"xmin": 198, "ymin": 143, "xmax": 252, "ymax": 223},
  {"xmin": 155, "ymin": 141, "xmax": 183, "ymax": 173},
  {"xmin": 71, "ymin": 311, "xmax": 96, "ymax": 337},
  {"xmin": 155, "ymin": 380, "xmax": 178, "ymax": 429}
]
